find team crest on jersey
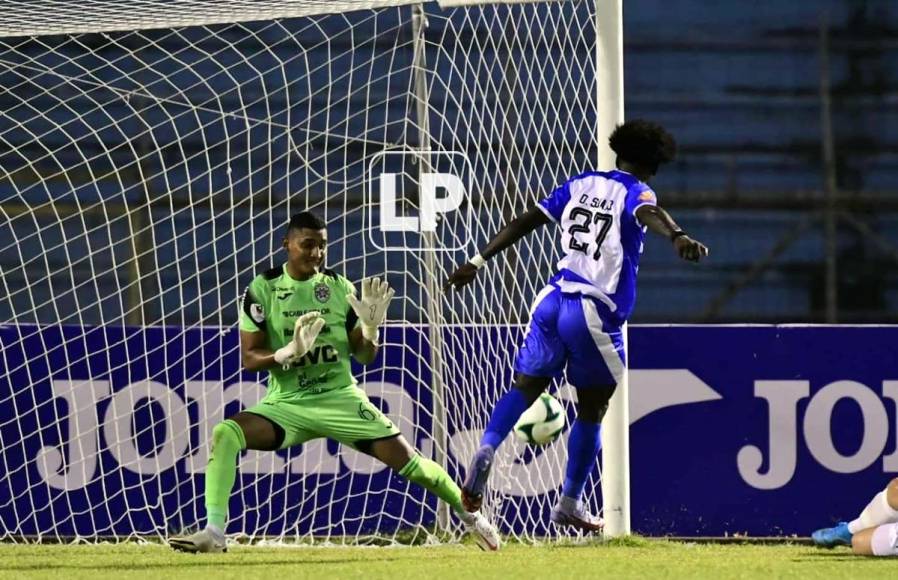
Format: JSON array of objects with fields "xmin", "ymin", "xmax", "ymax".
[
  {"xmin": 314, "ymin": 282, "xmax": 331, "ymax": 303},
  {"xmin": 250, "ymin": 303, "xmax": 265, "ymax": 323}
]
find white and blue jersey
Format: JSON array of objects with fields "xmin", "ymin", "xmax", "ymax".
[{"xmin": 513, "ymin": 170, "xmax": 657, "ymax": 388}]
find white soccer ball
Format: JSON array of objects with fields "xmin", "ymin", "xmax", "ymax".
[{"xmin": 513, "ymin": 393, "xmax": 565, "ymax": 446}]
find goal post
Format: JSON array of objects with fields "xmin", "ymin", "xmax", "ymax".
[
  {"xmin": 595, "ymin": 0, "xmax": 629, "ymax": 538},
  {"xmin": 0, "ymin": 0, "xmax": 629, "ymax": 543}
]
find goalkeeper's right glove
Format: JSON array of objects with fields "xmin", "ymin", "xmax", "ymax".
[{"xmin": 273, "ymin": 311, "xmax": 326, "ymax": 369}]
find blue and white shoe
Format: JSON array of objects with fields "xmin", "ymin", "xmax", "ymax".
[
  {"xmin": 551, "ymin": 499, "xmax": 604, "ymax": 532},
  {"xmin": 811, "ymin": 522, "xmax": 852, "ymax": 548},
  {"xmin": 461, "ymin": 446, "xmax": 494, "ymax": 512}
]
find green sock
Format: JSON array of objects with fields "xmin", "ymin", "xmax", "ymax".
[
  {"xmin": 398, "ymin": 454, "xmax": 471, "ymax": 521},
  {"xmin": 204, "ymin": 419, "xmax": 246, "ymax": 530}
]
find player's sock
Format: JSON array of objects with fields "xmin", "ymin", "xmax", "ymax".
[
  {"xmin": 561, "ymin": 419, "xmax": 601, "ymax": 500},
  {"xmin": 204, "ymin": 419, "xmax": 246, "ymax": 531},
  {"xmin": 480, "ymin": 388, "xmax": 534, "ymax": 450},
  {"xmin": 848, "ymin": 487, "xmax": 898, "ymax": 534},
  {"xmin": 399, "ymin": 454, "xmax": 472, "ymax": 522}
]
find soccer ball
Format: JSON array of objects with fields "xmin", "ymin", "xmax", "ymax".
[{"xmin": 513, "ymin": 393, "xmax": 565, "ymax": 445}]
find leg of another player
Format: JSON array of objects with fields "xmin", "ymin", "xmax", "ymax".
[
  {"xmin": 849, "ymin": 478, "xmax": 898, "ymax": 534},
  {"xmin": 170, "ymin": 412, "xmax": 282, "ymax": 553},
  {"xmin": 852, "ymin": 523, "xmax": 898, "ymax": 556},
  {"xmin": 367, "ymin": 435, "xmax": 500, "ymax": 550},
  {"xmin": 551, "ymin": 386, "xmax": 614, "ymax": 532},
  {"xmin": 813, "ymin": 478, "xmax": 898, "ymax": 549},
  {"xmin": 461, "ymin": 374, "xmax": 549, "ymax": 511}
]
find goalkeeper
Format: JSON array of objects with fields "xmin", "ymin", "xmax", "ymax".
[{"xmin": 170, "ymin": 212, "xmax": 499, "ymax": 553}]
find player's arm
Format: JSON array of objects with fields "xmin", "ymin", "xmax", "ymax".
[
  {"xmin": 238, "ymin": 282, "xmax": 325, "ymax": 371},
  {"xmin": 240, "ymin": 329, "xmax": 280, "ymax": 371},
  {"xmin": 346, "ymin": 277, "xmax": 394, "ymax": 365},
  {"xmin": 240, "ymin": 313, "xmax": 326, "ymax": 371},
  {"xmin": 349, "ymin": 326, "xmax": 377, "ymax": 365},
  {"xmin": 444, "ymin": 206, "xmax": 550, "ymax": 290},
  {"xmin": 635, "ymin": 204, "xmax": 709, "ymax": 263}
]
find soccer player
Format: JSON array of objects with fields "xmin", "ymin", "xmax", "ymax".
[
  {"xmin": 170, "ymin": 212, "xmax": 499, "ymax": 553},
  {"xmin": 445, "ymin": 120, "xmax": 709, "ymax": 530},
  {"xmin": 812, "ymin": 478, "xmax": 898, "ymax": 555}
]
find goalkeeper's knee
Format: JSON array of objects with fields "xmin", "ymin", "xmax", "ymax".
[{"xmin": 210, "ymin": 419, "xmax": 246, "ymax": 458}]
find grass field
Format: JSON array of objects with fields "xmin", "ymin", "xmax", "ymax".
[{"xmin": 0, "ymin": 538, "xmax": 893, "ymax": 580}]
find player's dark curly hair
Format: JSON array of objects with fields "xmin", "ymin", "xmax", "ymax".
[
  {"xmin": 608, "ymin": 119, "xmax": 676, "ymax": 174},
  {"xmin": 287, "ymin": 211, "xmax": 326, "ymax": 233}
]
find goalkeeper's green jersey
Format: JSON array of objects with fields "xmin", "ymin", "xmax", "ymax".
[{"xmin": 238, "ymin": 265, "xmax": 359, "ymax": 398}]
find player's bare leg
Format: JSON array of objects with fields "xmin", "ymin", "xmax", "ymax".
[
  {"xmin": 851, "ymin": 523, "xmax": 898, "ymax": 556},
  {"xmin": 368, "ymin": 434, "xmax": 500, "ymax": 551},
  {"xmin": 170, "ymin": 412, "xmax": 281, "ymax": 553},
  {"xmin": 814, "ymin": 478, "xmax": 898, "ymax": 550}
]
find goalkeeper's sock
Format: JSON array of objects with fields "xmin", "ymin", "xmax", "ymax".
[
  {"xmin": 399, "ymin": 454, "xmax": 473, "ymax": 523},
  {"xmin": 204, "ymin": 419, "xmax": 246, "ymax": 531},
  {"xmin": 561, "ymin": 419, "xmax": 601, "ymax": 500},
  {"xmin": 481, "ymin": 388, "xmax": 532, "ymax": 450}
]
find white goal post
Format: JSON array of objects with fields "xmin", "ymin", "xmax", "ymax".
[
  {"xmin": 0, "ymin": 0, "xmax": 629, "ymax": 542},
  {"xmin": 595, "ymin": 0, "xmax": 629, "ymax": 538}
]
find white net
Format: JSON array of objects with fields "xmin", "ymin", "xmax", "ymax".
[{"xmin": 0, "ymin": 0, "xmax": 602, "ymax": 543}]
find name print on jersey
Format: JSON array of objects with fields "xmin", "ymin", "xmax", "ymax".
[{"xmin": 579, "ymin": 193, "xmax": 614, "ymax": 211}]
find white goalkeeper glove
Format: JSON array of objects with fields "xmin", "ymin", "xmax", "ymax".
[
  {"xmin": 347, "ymin": 277, "xmax": 395, "ymax": 343},
  {"xmin": 273, "ymin": 311, "xmax": 326, "ymax": 369}
]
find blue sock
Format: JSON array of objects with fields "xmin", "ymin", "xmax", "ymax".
[
  {"xmin": 562, "ymin": 420, "xmax": 602, "ymax": 500},
  {"xmin": 480, "ymin": 388, "xmax": 532, "ymax": 450}
]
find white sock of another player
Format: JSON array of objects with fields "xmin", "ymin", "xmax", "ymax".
[
  {"xmin": 848, "ymin": 485, "xmax": 898, "ymax": 534},
  {"xmin": 870, "ymin": 523, "xmax": 898, "ymax": 556}
]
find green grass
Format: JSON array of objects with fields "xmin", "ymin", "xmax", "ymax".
[{"xmin": 0, "ymin": 540, "xmax": 892, "ymax": 580}]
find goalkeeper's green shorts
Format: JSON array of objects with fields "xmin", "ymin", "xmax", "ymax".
[{"xmin": 244, "ymin": 384, "xmax": 400, "ymax": 449}]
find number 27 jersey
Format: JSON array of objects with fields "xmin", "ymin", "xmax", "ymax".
[{"xmin": 536, "ymin": 169, "xmax": 658, "ymax": 325}]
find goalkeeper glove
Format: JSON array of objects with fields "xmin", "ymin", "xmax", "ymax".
[
  {"xmin": 273, "ymin": 311, "xmax": 326, "ymax": 369},
  {"xmin": 347, "ymin": 277, "xmax": 395, "ymax": 343}
]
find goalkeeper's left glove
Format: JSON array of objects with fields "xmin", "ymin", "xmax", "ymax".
[{"xmin": 347, "ymin": 277, "xmax": 395, "ymax": 343}]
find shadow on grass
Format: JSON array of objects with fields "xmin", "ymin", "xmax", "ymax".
[
  {"xmin": 0, "ymin": 555, "xmax": 410, "ymax": 572},
  {"xmin": 548, "ymin": 535, "xmax": 659, "ymax": 549},
  {"xmin": 791, "ymin": 550, "xmax": 898, "ymax": 562}
]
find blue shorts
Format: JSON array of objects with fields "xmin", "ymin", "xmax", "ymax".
[{"xmin": 513, "ymin": 284, "xmax": 625, "ymax": 388}]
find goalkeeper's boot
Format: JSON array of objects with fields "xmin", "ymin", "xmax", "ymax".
[
  {"xmin": 464, "ymin": 511, "xmax": 501, "ymax": 552},
  {"xmin": 461, "ymin": 446, "xmax": 495, "ymax": 512},
  {"xmin": 811, "ymin": 522, "xmax": 852, "ymax": 548},
  {"xmin": 551, "ymin": 498, "xmax": 605, "ymax": 533},
  {"xmin": 169, "ymin": 528, "xmax": 227, "ymax": 553}
]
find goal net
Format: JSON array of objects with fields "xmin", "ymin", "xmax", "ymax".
[{"xmin": 0, "ymin": 0, "xmax": 613, "ymax": 543}]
